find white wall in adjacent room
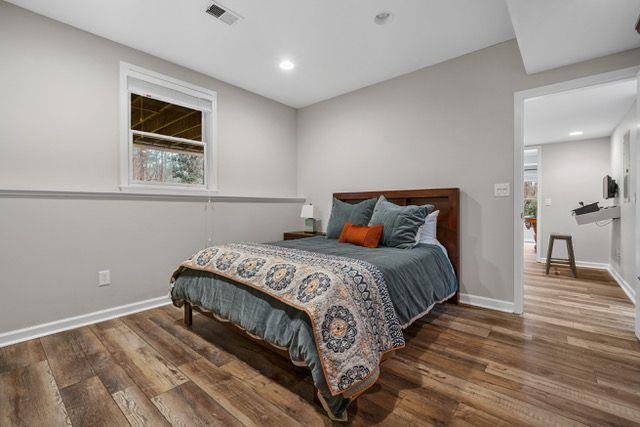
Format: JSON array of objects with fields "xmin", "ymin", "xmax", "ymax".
[{"xmin": 538, "ymin": 138, "xmax": 611, "ymax": 265}]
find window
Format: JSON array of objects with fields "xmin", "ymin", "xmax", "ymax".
[{"xmin": 120, "ymin": 63, "xmax": 217, "ymax": 193}]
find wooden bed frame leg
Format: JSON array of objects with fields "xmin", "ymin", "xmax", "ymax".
[{"xmin": 183, "ymin": 302, "xmax": 192, "ymax": 327}]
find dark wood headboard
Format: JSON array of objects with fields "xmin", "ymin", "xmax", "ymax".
[{"xmin": 332, "ymin": 188, "xmax": 460, "ymax": 280}]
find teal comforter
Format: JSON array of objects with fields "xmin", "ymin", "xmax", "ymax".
[{"xmin": 171, "ymin": 236, "xmax": 457, "ymax": 420}]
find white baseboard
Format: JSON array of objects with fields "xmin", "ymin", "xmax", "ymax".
[
  {"xmin": 608, "ymin": 266, "xmax": 636, "ymax": 304},
  {"xmin": 538, "ymin": 257, "xmax": 609, "ymax": 270},
  {"xmin": 0, "ymin": 295, "xmax": 172, "ymax": 348},
  {"xmin": 459, "ymin": 293, "xmax": 515, "ymax": 313}
]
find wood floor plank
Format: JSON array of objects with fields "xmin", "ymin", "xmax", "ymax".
[
  {"xmin": 151, "ymin": 381, "xmax": 242, "ymax": 426},
  {"xmin": 449, "ymin": 403, "xmax": 512, "ymax": 427},
  {"xmin": 40, "ymin": 330, "xmax": 95, "ymax": 388},
  {"xmin": 147, "ymin": 309, "xmax": 234, "ymax": 367},
  {"xmin": 90, "ymin": 320, "xmax": 188, "ymax": 398},
  {"xmin": 0, "ymin": 339, "xmax": 46, "ymax": 373},
  {"xmin": 59, "ymin": 376, "xmax": 129, "ymax": 426},
  {"xmin": 385, "ymin": 357, "xmax": 587, "ymax": 427},
  {"xmin": 0, "ymin": 360, "xmax": 71, "ymax": 426},
  {"xmin": 121, "ymin": 313, "xmax": 201, "ymax": 366},
  {"xmin": 395, "ymin": 345, "xmax": 633, "ymax": 427},
  {"xmin": 180, "ymin": 357, "xmax": 300, "ymax": 426},
  {"xmin": 74, "ymin": 327, "xmax": 138, "ymax": 394},
  {"xmin": 221, "ymin": 359, "xmax": 331, "ymax": 426},
  {"xmin": 112, "ymin": 385, "xmax": 171, "ymax": 427}
]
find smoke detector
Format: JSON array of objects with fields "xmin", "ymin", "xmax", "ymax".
[{"xmin": 206, "ymin": 2, "xmax": 242, "ymax": 26}]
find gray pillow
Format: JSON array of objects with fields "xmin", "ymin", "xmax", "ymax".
[
  {"xmin": 368, "ymin": 196, "xmax": 433, "ymax": 248},
  {"xmin": 326, "ymin": 197, "xmax": 377, "ymax": 239}
]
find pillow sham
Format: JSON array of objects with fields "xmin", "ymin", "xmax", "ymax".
[
  {"xmin": 326, "ymin": 197, "xmax": 377, "ymax": 239},
  {"xmin": 338, "ymin": 223, "xmax": 384, "ymax": 248},
  {"xmin": 368, "ymin": 196, "xmax": 432, "ymax": 248},
  {"xmin": 415, "ymin": 210, "xmax": 440, "ymax": 244}
]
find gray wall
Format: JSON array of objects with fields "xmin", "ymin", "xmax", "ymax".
[
  {"xmin": 539, "ymin": 138, "xmax": 611, "ymax": 265},
  {"xmin": 297, "ymin": 40, "xmax": 640, "ymax": 302},
  {"xmin": 0, "ymin": 1, "xmax": 297, "ymax": 196},
  {"xmin": 0, "ymin": 2, "xmax": 302, "ymax": 333},
  {"xmin": 610, "ymin": 102, "xmax": 637, "ymax": 293}
]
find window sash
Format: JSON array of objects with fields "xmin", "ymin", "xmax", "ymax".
[
  {"xmin": 130, "ymin": 130, "xmax": 206, "ymax": 147},
  {"xmin": 128, "ymin": 93, "xmax": 208, "ymax": 188},
  {"xmin": 129, "ymin": 132, "xmax": 207, "ymax": 188}
]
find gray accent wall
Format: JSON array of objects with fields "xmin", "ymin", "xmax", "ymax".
[
  {"xmin": 0, "ymin": 2, "xmax": 302, "ymax": 333},
  {"xmin": 297, "ymin": 40, "xmax": 640, "ymax": 303},
  {"xmin": 539, "ymin": 138, "xmax": 612, "ymax": 265}
]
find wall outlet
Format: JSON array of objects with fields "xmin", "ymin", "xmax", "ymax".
[
  {"xmin": 545, "ymin": 198, "xmax": 552, "ymax": 206},
  {"xmin": 98, "ymin": 270, "xmax": 111, "ymax": 287},
  {"xmin": 494, "ymin": 183, "xmax": 510, "ymax": 197}
]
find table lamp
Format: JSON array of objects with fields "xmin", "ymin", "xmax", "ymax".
[{"xmin": 300, "ymin": 204, "xmax": 317, "ymax": 232}]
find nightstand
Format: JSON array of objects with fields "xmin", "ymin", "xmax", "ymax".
[{"xmin": 283, "ymin": 231, "xmax": 326, "ymax": 240}]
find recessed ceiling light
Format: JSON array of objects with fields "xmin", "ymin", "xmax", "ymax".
[
  {"xmin": 374, "ymin": 11, "xmax": 393, "ymax": 25},
  {"xmin": 279, "ymin": 60, "xmax": 294, "ymax": 71},
  {"xmin": 569, "ymin": 131, "xmax": 584, "ymax": 136}
]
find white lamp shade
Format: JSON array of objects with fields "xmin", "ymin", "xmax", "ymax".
[{"xmin": 300, "ymin": 204, "xmax": 314, "ymax": 219}]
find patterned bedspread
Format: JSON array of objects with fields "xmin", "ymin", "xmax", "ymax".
[{"xmin": 171, "ymin": 242, "xmax": 405, "ymax": 397}]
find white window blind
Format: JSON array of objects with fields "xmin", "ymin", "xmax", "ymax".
[{"xmin": 127, "ymin": 77, "xmax": 213, "ymax": 112}]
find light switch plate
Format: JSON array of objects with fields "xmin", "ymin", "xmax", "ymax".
[
  {"xmin": 545, "ymin": 198, "xmax": 552, "ymax": 206},
  {"xmin": 494, "ymin": 183, "xmax": 510, "ymax": 197},
  {"xmin": 98, "ymin": 270, "xmax": 111, "ymax": 287}
]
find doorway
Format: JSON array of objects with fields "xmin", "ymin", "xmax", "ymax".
[{"xmin": 514, "ymin": 67, "xmax": 639, "ymax": 341}]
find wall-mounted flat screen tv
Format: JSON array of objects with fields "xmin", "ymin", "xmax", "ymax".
[{"xmin": 603, "ymin": 175, "xmax": 618, "ymax": 199}]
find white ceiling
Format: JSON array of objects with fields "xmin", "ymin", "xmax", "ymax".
[
  {"xmin": 6, "ymin": 0, "xmax": 516, "ymax": 108},
  {"xmin": 524, "ymin": 79, "xmax": 637, "ymax": 146},
  {"xmin": 4, "ymin": 0, "xmax": 515, "ymax": 108},
  {"xmin": 6, "ymin": 1, "xmax": 640, "ymax": 108},
  {"xmin": 507, "ymin": 0, "xmax": 640, "ymax": 74}
]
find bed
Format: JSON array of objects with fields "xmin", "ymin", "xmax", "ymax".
[{"xmin": 170, "ymin": 188, "xmax": 459, "ymax": 421}]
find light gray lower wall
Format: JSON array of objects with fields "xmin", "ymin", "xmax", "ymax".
[
  {"xmin": 297, "ymin": 39, "xmax": 640, "ymax": 302},
  {"xmin": 0, "ymin": 2, "xmax": 302, "ymax": 334},
  {"xmin": 610, "ymin": 102, "xmax": 637, "ymax": 294},
  {"xmin": 0, "ymin": 197, "xmax": 301, "ymax": 333},
  {"xmin": 538, "ymin": 138, "xmax": 611, "ymax": 265}
]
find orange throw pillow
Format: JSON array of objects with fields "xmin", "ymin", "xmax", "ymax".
[{"xmin": 338, "ymin": 223, "xmax": 384, "ymax": 248}]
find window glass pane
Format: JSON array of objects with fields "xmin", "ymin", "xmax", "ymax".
[
  {"xmin": 132, "ymin": 140, "xmax": 204, "ymax": 185},
  {"xmin": 130, "ymin": 94, "xmax": 202, "ymax": 141},
  {"xmin": 524, "ymin": 170, "xmax": 537, "ymax": 199}
]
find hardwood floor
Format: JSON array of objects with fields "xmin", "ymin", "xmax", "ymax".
[{"xmin": 1, "ymin": 244, "xmax": 638, "ymax": 426}]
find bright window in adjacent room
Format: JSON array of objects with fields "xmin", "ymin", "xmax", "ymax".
[{"xmin": 120, "ymin": 63, "xmax": 217, "ymax": 193}]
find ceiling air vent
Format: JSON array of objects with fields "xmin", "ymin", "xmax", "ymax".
[{"xmin": 206, "ymin": 2, "xmax": 242, "ymax": 26}]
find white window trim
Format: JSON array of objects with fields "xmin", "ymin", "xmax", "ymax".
[{"xmin": 119, "ymin": 62, "xmax": 218, "ymax": 196}]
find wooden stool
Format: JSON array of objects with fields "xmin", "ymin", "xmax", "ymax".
[{"xmin": 545, "ymin": 233, "xmax": 577, "ymax": 278}]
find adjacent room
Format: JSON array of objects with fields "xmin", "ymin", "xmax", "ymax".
[
  {"xmin": 1, "ymin": 1, "xmax": 640, "ymax": 425},
  {"xmin": 520, "ymin": 78, "xmax": 638, "ymax": 341}
]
